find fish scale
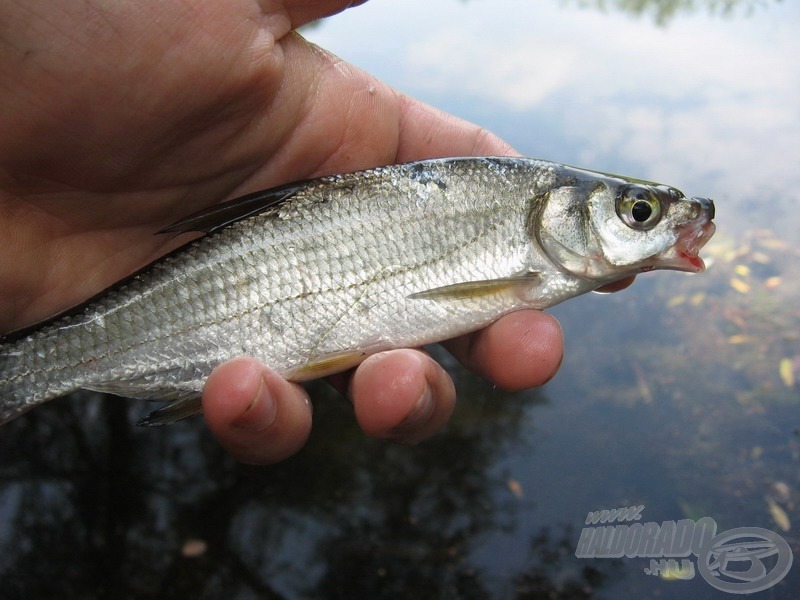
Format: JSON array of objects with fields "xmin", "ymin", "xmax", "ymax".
[{"xmin": 0, "ymin": 157, "xmax": 715, "ymax": 425}]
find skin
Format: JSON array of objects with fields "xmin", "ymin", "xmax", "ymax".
[{"xmin": 0, "ymin": 0, "xmax": 631, "ymax": 464}]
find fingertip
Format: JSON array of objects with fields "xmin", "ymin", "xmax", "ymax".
[
  {"xmin": 350, "ymin": 349, "xmax": 455, "ymax": 445},
  {"xmin": 203, "ymin": 357, "xmax": 312, "ymax": 465},
  {"xmin": 485, "ymin": 311, "xmax": 564, "ymax": 390},
  {"xmin": 445, "ymin": 310, "xmax": 564, "ymax": 391}
]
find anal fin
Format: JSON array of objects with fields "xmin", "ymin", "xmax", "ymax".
[{"xmin": 137, "ymin": 396, "xmax": 203, "ymax": 427}]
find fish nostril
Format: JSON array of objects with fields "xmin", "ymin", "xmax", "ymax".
[{"xmin": 693, "ymin": 197, "xmax": 715, "ymax": 220}]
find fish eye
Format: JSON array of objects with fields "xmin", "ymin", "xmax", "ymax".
[{"xmin": 616, "ymin": 185, "xmax": 663, "ymax": 230}]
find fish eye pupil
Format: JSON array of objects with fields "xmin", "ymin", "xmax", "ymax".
[{"xmin": 631, "ymin": 200, "xmax": 652, "ymax": 222}]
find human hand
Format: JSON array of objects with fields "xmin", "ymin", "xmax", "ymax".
[{"xmin": 0, "ymin": 0, "xmax": 570, "ymax": 463}]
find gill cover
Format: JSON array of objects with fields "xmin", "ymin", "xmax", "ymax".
[{"xmin": 536, "ymin": 185, "xmax": 608, "ymax": 278}]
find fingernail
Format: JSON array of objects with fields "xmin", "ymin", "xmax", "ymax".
[
  {"xmin": 388, "ymin": 383, "xmax": 434, "ymax": 440},
  {"xmin": 232, "ymin": 376, "xmax": 277, "ymax": 431}
]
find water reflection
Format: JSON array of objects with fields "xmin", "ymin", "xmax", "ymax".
[
  {"xmin": 2, "ymin": 0, "xmax": 799, "ymax": 598},
  {"xmin": 0, "ymin": 372, "xmax": 626, "ymax": 598}
]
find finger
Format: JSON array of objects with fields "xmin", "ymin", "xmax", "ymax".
[
  {"xmin": 278, "ymin": 1, "xmax": 371, "ymax": 30},
  {"xmin": 443, "ymin": 310, "xmax": 563, "ymax": 391},
  {"xmin": 202, "ymin": 357, "xmax": 312, "ymax": 465},
  {"xmin": 349, "ymin": 349, "xmax": 456, "ymax": 445},
  {"xmin": 595, "ymin": 275, "xmax": 636, "ymax": 293},
  {"xmin": 394, "ymin": 94, "xmax": 518, "ymax": 162}
]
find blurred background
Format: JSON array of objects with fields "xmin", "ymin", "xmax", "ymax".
[{"xmin": 1, "ymin": 1, "xmax": 798, "ymax": 598}]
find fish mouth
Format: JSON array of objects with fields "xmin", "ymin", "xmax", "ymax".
[{"xmin": 648, "ymin": 219, "xmax": 716, "ymax": 273}]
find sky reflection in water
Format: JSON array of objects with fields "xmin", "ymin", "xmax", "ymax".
[{"xmin": 1, "ymin": 1, "xmax": 798, "ymax": 598}]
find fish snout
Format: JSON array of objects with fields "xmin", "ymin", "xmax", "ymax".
[{"xmin": 692, "ymin": 196, "xmax": 715, "ymax": 220}]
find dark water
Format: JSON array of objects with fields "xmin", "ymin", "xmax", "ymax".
[{"xmin": 2, "ymin": 1, "xmax": 798, "ymax": 598}]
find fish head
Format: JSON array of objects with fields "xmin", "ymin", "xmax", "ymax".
[{"xmin": 536, "ymin": 172, "xmax": 715, "ymax": 284}]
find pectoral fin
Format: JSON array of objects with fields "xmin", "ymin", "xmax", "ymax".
[{"xmin": 408, "ymin": 272, "xmax": 541, "ymax": 302}]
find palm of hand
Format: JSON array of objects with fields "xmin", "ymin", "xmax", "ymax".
[{"xmin": 0, "ymin": 0, "xmax": 450, "ymax": 331}]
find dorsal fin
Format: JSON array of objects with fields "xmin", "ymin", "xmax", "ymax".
[{"xmin": 159, "ymin": 180, "xmax": 310, "ymax": 234}]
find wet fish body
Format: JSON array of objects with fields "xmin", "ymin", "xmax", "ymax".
[{"xmin": 0, "ymin": 157, "xmax": 715, "ymax": 424}]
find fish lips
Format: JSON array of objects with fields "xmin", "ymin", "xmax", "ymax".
[
  {"xmin": 642, "ymin": 196, "xmax": 716, "ymax": 274},
  {"xmin": 650, "ymin": 218, "xmax": 716, "ymax": 273}
]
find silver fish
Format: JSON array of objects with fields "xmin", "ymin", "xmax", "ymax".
[{"xmin": 0, "ymin": 157, "xmax": 715, "ymax": 425}]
